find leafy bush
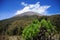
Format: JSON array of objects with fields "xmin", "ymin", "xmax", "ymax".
[{"xmin": 22, "ymin": 19, "xmax": 41, "ymax": 40}]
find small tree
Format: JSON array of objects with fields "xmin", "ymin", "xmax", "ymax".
[
  {"xmin": 39, "ymin": 19, "xmax": 56, "ymax": 40},
  {"xmin": 22, "ymin": 19, "xmax": 41, "ymax": 40}
]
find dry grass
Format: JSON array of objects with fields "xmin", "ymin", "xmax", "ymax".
[{"xmin": 0, "ymin": 35, "xmax": 25, "ymax": 40}]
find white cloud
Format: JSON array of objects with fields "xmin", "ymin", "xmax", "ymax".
[
  {"xmin": 15, "ymin": 2, "xmax": 51, "ymax": 15},
  {"xmin": 21, "ymin": 2, "xmax": 28, "ymax": 6}
]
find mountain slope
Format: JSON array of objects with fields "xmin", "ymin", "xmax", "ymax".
[{"xmin": 0, "ymin": 11, "xmax": 60, "ymax": 35}]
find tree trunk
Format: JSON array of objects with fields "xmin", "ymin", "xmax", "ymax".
[{"xmin": 49, "ymin": 33, "xmax": 52, "ymax": 40}]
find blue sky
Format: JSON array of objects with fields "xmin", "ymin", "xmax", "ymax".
[{"xmin": 0, "ymin": 0, "xmax": 60, "ymax": 20}]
